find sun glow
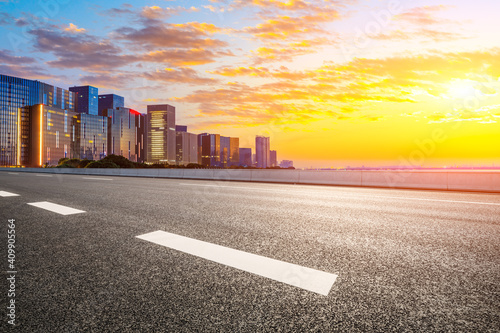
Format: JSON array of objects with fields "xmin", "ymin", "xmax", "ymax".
[{"xmin": 447, "ymin": 79, "xmax": 482, "ymax": 100}]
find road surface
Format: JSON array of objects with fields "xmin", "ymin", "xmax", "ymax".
[{"xmin": 1, "ymin": 172, "xmax": 499, "ymax": 331}]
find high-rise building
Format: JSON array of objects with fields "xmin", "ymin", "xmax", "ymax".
[
  {"xmin": 0, "ymin": 74, "xmax": 75, "ymax": 166},
  {"xmin": 103, "ymin": 107, "xmax": 146, "ymax": 162},
  {"xmin": 270, "ymin": 150, "xmax": 277, "ymax": 167},
  {"xmin": 201, "ymin": 133, "xmax": 220, "ymax": 167},
  {"xmin": 255, "ymin": 136, "xmax": 270, "ymax": 168},
  {"xmin": 239, "ymin": 148, "xmax": 252, "ymax": 167},
  {"xmin": 176, "ymin": 125, "xmax": 187, "ymax": 132},
  {"xmin": 229, "ymin": 137, "xmax": 239, "ymax": 167},
  {"xmin": 98, "ymin": 94, "xmax": 124, "ymax": 116},
  {"xmin": 176, "ymin": 131, "xmax": 198, "ymax": 165},
  {"xmin": 147, "ymin": 104, "xmax": 176, "ymax": 164},
  {"xmin": 25, "ymin": 104, "xmax": 77, "ymax": 167},
  {"xmin": 71, "ymin": 113, "xmax": 108, "ymax": 160},
  {"xmin": 69, "ymin": 85, "xmax": 98, "ymax": 115},
  {"xmin": 220, "ymin": 136, "xmax": 230, "ymax": 168}
]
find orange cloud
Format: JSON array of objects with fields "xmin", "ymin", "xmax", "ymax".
[
  {"xmin": 143, "ymin": 48, "xmax": 233, "ymax": 67},
  {"xmin": 173, "ymin": 48, "xmax": 500, "ymax": 128},
  {"xmin": 64, "ymin": 23, "xmax": 86, "ymax": 33}
]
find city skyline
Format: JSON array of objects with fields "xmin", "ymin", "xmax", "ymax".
[{"xmin": 0, "ymin": 1, "xmax": 499, "ymax": 168}]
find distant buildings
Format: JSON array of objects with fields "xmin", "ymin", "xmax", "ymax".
[
  {"xmin": 98, "ymin": 94, "xmax": 124, "ymax": 116},
  {"xmin": 270, "ymin": 150, "xmax": 277, "ymax": 167},
  {"xmin": 103, "ymin": 107, "xmax": 146, "ymax": 162},
  {"xmin": 176, "ymin": 130, "xmax": 198, "ymax": 165},
  {"xmin": 256, "ymin": 136, "xmax": 270, "ymax": 168},
  {"xmin": 0, "ymin": 74, "xmax": 76, "ymax": 166},
  {"xmin": 25, "ymin": 104, "xmax": 77, "ymax": 167},
  {"xmin": 229, "ymin": 137, "xmax": 239, "ymax": 166},
  {"xmin": 69, "ymin": 85, "xmax": 98, "ymax": 115},
  {"xmin": 72, "ymin": 113, "xmax": 108, "ymax": 161},
  {"xmin": 200, "ymin": 133, "xmax": 220, "ymax": 167},
  {"xmin": 280, "ymin": 160, "xmax": 294, "ymax": 168},
  {"xmin": 147, "ymin": 104, "xmax": 176, "ymax": 164},
  {"xmin": 1, "ymin": 74, "xmax": 288, "ymax": 168},
  {"xmin": 239, "ymin": 148, "xmax": 252, "ymax": 167}
]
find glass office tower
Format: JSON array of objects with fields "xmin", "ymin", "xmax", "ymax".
[
  {"xmin": 176, "ymin": 131, "xmax": 198, "ymax": 165},
  {"xmin": 201, "ymin": 134, "xmax": 220, "ymax": 167},
  {"xmin": 98, "ymin": 94, "xmax": 124, "ymax": 116},
  {"xmin": 0, "ymin": 74, "xmax": 75, "ymax": 166},
  {"xmin": 147, "ymin": 104, "xmax": 176, "ymax": 164},
  {"xmin": 256, "ymin": 136, "xmax": 270, "ymax": 168},
  {"xmin": 69, "ymin": 85, "xmax": 98, "ymax": 115},
  {"xmin": 239, "ymin": 148, "xmax": 252, "ymax": 167},
  {"xmin": 103, "ymin": 107, "xmax": 145, "ymax": 163},
  {"xmin": 27, "ymin": 104, "xmax": 77, "ymax": 167},
  {"xmin": 72, "ymin": 113, "xmax": 108, "ymax": 160}
]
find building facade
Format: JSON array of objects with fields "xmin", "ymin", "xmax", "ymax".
[
  {"xmin": 229, "ymin": 137, "xmax": 239, "ymax": 167},
  {"xmin": 103, "ymin": 107, "xmax": 145, "ymax": 163},
  {"xmin": 176, "ymin": 131, "xmax": 198, "ymax": 165},
  {"xmin": 72, "ymin": 113, "xmax": 108, "ymax": 160},
  {"xmin": 255, "ymin": 136, "xmax": 270, "ymax": 168},
  {"xmin": 98, "ymin": 94, "xmax": 124, "ymax": 116},
  {"xmin": 69, "ymin": 85, "xmax": 98, "ymax": 115},
  {"xmin": 220, "ymin": 136, "xmax": 230, "ymax": 168},
  {"xmin": 270, "ymin": 150, "xmax": 277, "ymax": 167},
  {"xmin": 200, "ymin": 133, "xmax": 220, "ymax": 167},
  {"xmin": 0, "ymin": 74, "xmax": 75, "ymax": 166},
  {"xmin": 239, "ymin": 148, "xmax": 252, "ymax": 167},
  {"xmin": 147, "ymin": 104, "xmax": 176, "ymax": 164},
  {"xmin": 280, "ymin": 160, "xmax": 294, "ymax": 168},
  {"xmin": 27, "ymin": 104, "xmax": 77, "ymax": 167}
]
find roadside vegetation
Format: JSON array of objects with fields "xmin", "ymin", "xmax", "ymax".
[{"xmin": 55, "ymin": 155, "xmax": 294, "ymax": 169}]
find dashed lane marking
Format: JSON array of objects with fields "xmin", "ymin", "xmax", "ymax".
[
  {"xmin": 0, "ymin": 191, "xmax": 20, "ymax": 197},
  {"xmin": 27, "ymin": 201, "xmax": 86, "ymax": 215},
  {"xmin": 137, "ymin": 230, "xmax": 338, "ymax": 296}
]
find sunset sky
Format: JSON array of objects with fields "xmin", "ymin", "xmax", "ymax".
[{"xmin": 1, "ymin": 0, "xmax": 499, "ymax": 168}]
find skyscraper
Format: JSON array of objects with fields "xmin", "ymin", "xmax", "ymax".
[
  {"xmin": 220, "ymin": 136, "xmax": 240, "ymax": 167},
  {"xmin": 69, "ymin": 85, "xmax": 98, "ymax": 115},
  {"xmin": 201, "ymin": 134, "xmax": 220, "ymax": 167},
  {"xmin": 270, "ymin": 150, "xmax": 277, "ymax": 167},
  {"xmin": 176, "ymin": 131, "xmax": 198, "ymax": 165},
  {"xmin": 229, "ymin": 137, "xmax": 240, "ymax": 167},
  {"xmin": 72, "ymin": 113, "xmax": 108, "ymax": 160},
  {"xmin": 26, "ymin": 104, "xmax": 77, "ymax": 167},
  {"xmin": 147, "ymin": 104, "xmax": 176, "ymax": 164},
  {"xmin": 103, "ymin": 107, "xmax": 145, "ymax": 162},
  {"xmin": 98, "ymin": 94, "xmax": 124, "ymax": 116},
  {"xmin": 255, "ymin": 136, "xmax": 270, "ymax": 168},
  {"xmin": 0, "ymin": 74, "xmax": 75, "ymax": 166},
  {"xmin": 220, "ymin": 136, "xmax": 230, "ymax": 168},
  {"xmin": 239, "ymin": 148, "xmax": 252, "ymax": 167}
]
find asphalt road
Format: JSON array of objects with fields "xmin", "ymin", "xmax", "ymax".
[{"xmin": 1, "ymin": 171, "xmax": 499, "ymax": 332}]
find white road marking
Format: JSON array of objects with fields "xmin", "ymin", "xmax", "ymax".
[
  {"xmin": 0, "ymin": 191, "xmax": 20, "ymax": 197},
  {"xmin": 8, "ymin": 172, "xmax": 19, "ymax": 175},
  {"xmin": 27, "ymin": 201, "xmax": 86, "ymax": 215},
  {"xmin": 136, "ymin": 230, "xmax": 338, "ymax": 296},
  {"xmin": 83, "ymin": 177, "xmax": 113, "ymax": 181},
  {"xmin": 35, "ymin": 174, "xmax": 53, "ymax": 177},
  {"xmin": 179, "ymin": 183, "xmax": 500, "ymax": 206}
]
